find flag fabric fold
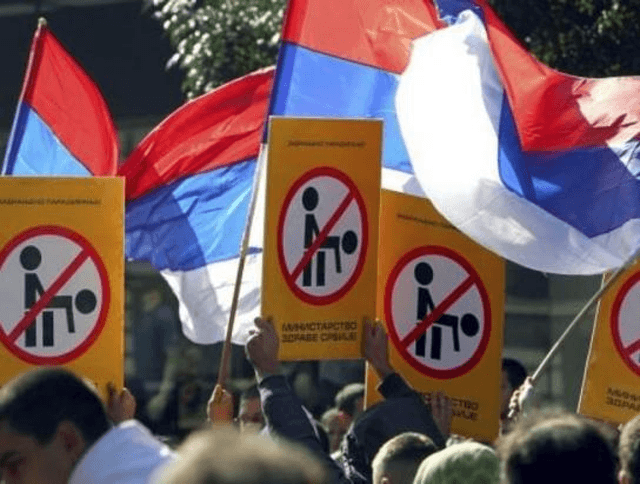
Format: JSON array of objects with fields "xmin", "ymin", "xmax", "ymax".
[
  {"xmin": 119, "ymin": 67, "xmax": 273, "ymax": 344},
  {"xmin": 2, "ymin": 21, "xmax": 118, "ymax": 176},
  {"xmin": 125, "ymin": 0, "xmax": 445, "ymax": 344},
  {"xmin": 397, "ymin": 0, "xmax": 640, "ymax": 275},
  {"xmin": 270, "ymin": 0, "xmax": 443, "ymax": 195}
]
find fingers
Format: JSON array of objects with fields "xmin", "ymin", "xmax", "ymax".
[
  {"xmin": 363, "ymin": 317, "xmax": 385, "ymax": 340},
  {"xmin": 106, "ymin": 382, "xmax": 116, "ymax": 405},
  {"xmin": 210, "ymin": 383, "xmax": 224, "ymax": 404},
  {"xmin": 120, "ymin": 388, "xmax": 136, "ymax": 420},
  {"xmin": 253, "ymin": 316, "xmax": 273, "ymax": 331},
  {"xmin": 105, "ymin": 384, "xmax": 136, "ymax": 423},
  {"xmin": 207, "ymin": 384, "xmax": 234, "ymax": 424},
  {"xmin": 507, "ymin": 377, "xmax": 534, "ymax": 420}
]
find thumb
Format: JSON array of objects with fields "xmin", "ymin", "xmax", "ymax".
[
  {"xmin": 254, "ymin": 316, "xmax": 274, "ymax": 332},
  {"xmin": 253, "ymin": 317, "xmax": 268, "ymax": 331},
  {"xmin": 210, "ymin": 384, "xmax": 225, "ymax": 404}
]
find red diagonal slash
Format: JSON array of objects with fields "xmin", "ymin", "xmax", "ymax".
[
  {"xmin": 5, "ymin": 250, "xmax": 90, "ymax": 343},
  {"xmin": 400, "ymin": 275, "xmax": 475, "ymax": 348},
  {"xmin": 625, "ymin": 337, "xmax": 640, "ymax": 357},
  {"xmin": 287, "ymin": 190, "xmax": 355, "ymax": 284}
]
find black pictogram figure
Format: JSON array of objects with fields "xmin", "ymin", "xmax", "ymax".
[
  {"xmin": 302, "ymin": 187, "xmax": 358, "ymax": 287},
  {"xmin": 414, "ymin": 262, "xmax": 434, "ymax": 357},
  {"xmin": 414, "ymin": 261, "xmax": 480, "ymax": 360},
  {"xmin": 21, "ymin": 245, "xmax": 97, "ymax": 347}
]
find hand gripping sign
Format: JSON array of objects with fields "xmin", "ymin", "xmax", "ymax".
[
  {"xmin": 0, "ymin": 177, "xmax": 124, "ymax": 396},
  {"xmin": 262, "ymin": 117, "xmax": 382, "ymax": 361},
  {"xmin": 367, "ymin": 189, "xmax": 504, "ymax": 443}
]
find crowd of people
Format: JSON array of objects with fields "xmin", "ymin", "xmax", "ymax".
[{"xmin": 0, "ymin": 317, "xmax": 633, "ymax": 484}]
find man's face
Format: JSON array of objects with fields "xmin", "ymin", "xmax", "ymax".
[
  {"xmin": 237, "ymin": 397, "xmax": 264, "ymax": 432},
  {"xmin": 0, "ymin": 422, "xmax": 79, "ymax": 484}
]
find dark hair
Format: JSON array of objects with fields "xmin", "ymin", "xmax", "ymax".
[
  {"xmin": 620, "ymin": 414, "xmax": 640, "ymax": 484},
  {"xmin": 371, "ymin": 432, "xmax": 437, "ymax": 484},
  {"xmin": 0, "ymin": 368, "xmax": 110, "ymax": 445},
  {"xmin": 502, "ymin": 358, "xmax": 527, "ymax": 391},
  {"xmin": 497, "ymin": 409, "xmax": 617, "ymax": 484},
  {"xmin": 335, "ymin": 383, "xmax": 364, "ymax": 417}
]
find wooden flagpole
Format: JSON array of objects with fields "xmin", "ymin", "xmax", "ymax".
[
  {"xmin": 215, "ymin": 145, "xmax": 267, "ymax": 391},
  {"xmin": 510, "ymin": 245, "xmax": 640, "ymax": 418}
]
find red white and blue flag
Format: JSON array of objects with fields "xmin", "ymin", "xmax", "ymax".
[
  {"xmin": 269, "ymin": 0, "xmax": 444, "ymax": 194},
  {"xmin": 123, "ymin": 0, "xmax": 446, "ymax": 344},
  {"xmin": 12, "ymin": 0, "xmax": 640, "ymax": 344},
  {"xmin": 2, "ymin": 22, "xmax": 118, "ymax": 176},
  {"xmin": 398, "ymin": 0, "xmax": 640, "ymax": 274},
  {"xmin": 119, "ymin": 68, "xmax": 273, "ymax": 344}
]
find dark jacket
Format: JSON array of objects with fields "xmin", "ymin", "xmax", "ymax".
[{"xmin": 259, "ymin": 373, "xmax": 445, "ymax": 484}]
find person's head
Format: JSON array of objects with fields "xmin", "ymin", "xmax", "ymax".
[
  {"xmin": 619, "ymin": 414, "xmax": 640, "ymax": 484},
  {"xmin": 501, "ymin": 358, "xmax": 527, "ymax": 418},
  {"xmin": 342, "ymin": 397, "xmax": 445, "ymax": 484},
  {"xmin": 335, "ymin": 383, "xmax": 365, "ymax": 421},
  {"xmin": 413, "ymin": 441, "xmax": 498, "ymax": 484},
  {"xmin": 497, "ymin": 409, "xmax": 617, "ymax": 484},
  {"xmin": 237, "ymin": 385, "xmax": 264, "ymax": 432},
  {"xmin": 159, "ymin": 426, "xmax": 328, "ymax": 484},
  {"xmin": 0, "ymin": 368, "xmax": 111, "ymax": 484},
  {"xmin": 371, "ymin": 432, "xmax": 437, "ymax": 484},
  {"xmin": 321, "ymin": 407, "xmax": 350, "ymax": 454}
]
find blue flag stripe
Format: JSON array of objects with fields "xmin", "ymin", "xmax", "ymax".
[
  {"xmin": 498, "ymin": 99, "xmax": 640, "ymax": 238},
  {"xmin": 125, "ymin": 158, "xmax": 257, "ymax": 271},
  {"xmin": 2, "ymin": 103, "xmax": 90, "ymax": 176},
  {"xmin": 271, "ymin": 42, "xmax": 412, "ymax": 174}
]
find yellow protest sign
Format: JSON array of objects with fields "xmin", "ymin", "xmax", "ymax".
[
  {"xmin": 579, "ymin": 262, "xmax": 640, "ymax": 424},
  {"xmin": 262, "ymin": 117, "xmax": 381, "ymax": 360},
  {"xmin": 365, "ymin": 190, "xmax": 505, "ymax": 442},
  {"xmin": 0, "ymin": 177, "xmax": 124, "ymax": 397}
]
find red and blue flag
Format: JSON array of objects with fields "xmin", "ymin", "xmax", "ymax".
[
  {"xmin": 2, "ymin": 21, "xmax": 118, "ymax": 176},
  {"xmin": 270, "ymin": 0, "xmax": 443, "ymax": 193},
  {"xmin": 119, "ymin": 67, "xmax": 273, "ymax": 344}
]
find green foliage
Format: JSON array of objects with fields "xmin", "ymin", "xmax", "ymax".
[
  {"xmin": 152, "ymin": 0, "xmax": 640, "ymax": 99},
  {"xmin": 489, "ymin": 0, "xmax": 640, "ymax": 77},
  {"xmin": 150, "ymin": 0, "xmax": 285, "ymax": 99}
]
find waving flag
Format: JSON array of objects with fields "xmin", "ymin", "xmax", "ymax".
[
  {"xmin": 2, "ymin": 21, "xmax": 118, "ymax": 176},
  {"xmin": 397, "ymin": 0, "xmax": 640, "ymax": 274},
  {"xmin": 119, "ymin": 67, "xmax": 273, "ymax": 344},
  {"xmin": 270, "ymin": 0, "xmax": 444, "ymax": 194}
]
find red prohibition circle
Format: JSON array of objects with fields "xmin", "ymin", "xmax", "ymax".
[
  {"xmin": 0, "ymin": 225, "xmax": 110, "ymax": 365},
  {"xmin": 277, "ymin": 166, "xmax": 369, "ymax": 305},
  {"xmin": 384, "ymin": 246, "xmax": 491, "ymax": 379},
  {"xmin": 611, "ymin": 270, "xmax": 640, "ymax": 377}
]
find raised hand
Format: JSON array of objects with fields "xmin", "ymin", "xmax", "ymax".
[
  {"xmin": 363, "ymin": 317, "xmax": 394, "ymax": 379},
  {"xmin": 106, "ymin": 383, "xmax": 136, "ymax": 423},
  {"xmin": 245, "ymin": 317, "xmax": 280, "ymax": 380}
]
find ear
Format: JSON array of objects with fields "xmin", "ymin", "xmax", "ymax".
[{"xmin": 55, "ymin": 421, "xmax": 87, "ymax": 462}]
